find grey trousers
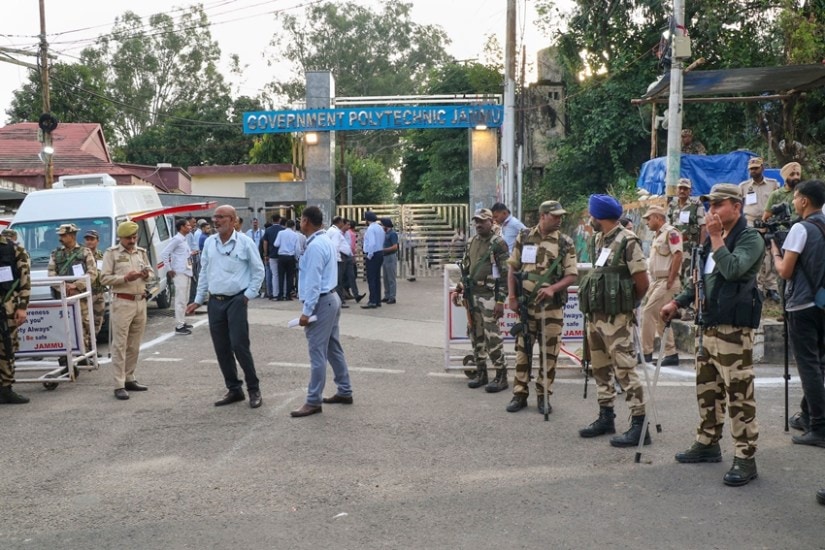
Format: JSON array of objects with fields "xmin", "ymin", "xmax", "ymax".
[
  {"xmin": 304, "ymin": 293, "xmax": 352, "ymax": 405},
  {"xmin": 382, "ymin": 253, "xmax": 397, "ymax": 300}
]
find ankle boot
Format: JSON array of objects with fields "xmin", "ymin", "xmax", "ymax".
[
  {"xmin": 467, "ymin": 368, "xmax": 488, "ymax": 389},
  {"xmin": 484, "ymin": 368, "xmax": 508, "ymax": 393},
  {"xmin": 723, "ymin": 457, "xmax": 758, "ymax": 487},
  {"xmin": 610, "ymin": 415, "xmax": 651, "ymax": 447},
  {"xmin": 505, "ymin": 393, "xmax": 528, "ymax": 413},
  {"xmin": 0, "ymin": 386, "xmax": 30, "ymax": 404},
  {"xmin": 579, "ymin": 407, "xmax": 616, "ymax": 438}
]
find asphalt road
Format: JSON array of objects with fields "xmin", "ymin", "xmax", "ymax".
[{"xmin": 2, "ymin": 277, "xmax": 823, "ymax": 549}]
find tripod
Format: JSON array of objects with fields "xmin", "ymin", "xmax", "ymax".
[{"xmin": 632, "ymin": 319, "xmax": 669, "ymax": 463}]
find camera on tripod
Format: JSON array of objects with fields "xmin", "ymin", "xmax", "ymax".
[{"xmin": 754, "ymin": 202, "xmax": 795, "ymax": 247}]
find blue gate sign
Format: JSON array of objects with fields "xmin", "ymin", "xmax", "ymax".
[{"xmin": 243, "ymin": 105, "xmax": 504, "ymax": 134}]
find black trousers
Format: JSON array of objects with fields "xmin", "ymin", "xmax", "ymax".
[
  {"xmin": 208, "ymin": 293, "xmax": 259, "ymax": 393},
  {"xmin": 788, "ymin": 306, "xmax": 825, "ymax": 430},
  {"xmin": 365, "ymin": 251, "xmax": 383, "ymax": 305},
  {"xmin": 277, "ymin": 255, "xmax": 297, "ymax": 298}
]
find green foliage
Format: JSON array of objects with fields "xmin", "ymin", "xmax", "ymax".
[
  {"xmin": 6, "ymin": 62, "xmax": 118, "ymax": 144},
  {"xmin": 342, "ymin": 152, "xmax": 396, "ymax": 204},
  {"xmin": 398, "ymin": 62, "xmax": 502, "ymax": 203},
  {"xmin": 248, "ymin": 135, "xmax": 293, "ymax": 165}
]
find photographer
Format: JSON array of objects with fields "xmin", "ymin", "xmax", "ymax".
[{"xmin": 771, "ymin": 179, "xmax": 825, "ymax": 448}]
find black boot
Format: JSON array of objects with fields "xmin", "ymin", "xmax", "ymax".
[
  {"xmin": 610, "ymin": 415, "xmax": 651, "ymax": 447},
  {"xmin": 0, "ymin": 386, "xmax": 30, "ymax": 404},
  {"xmin": 579, "ymin": 407, "xmax": 616, "ymax": 438},
  {"xmin": 817, "ymin": 488, "xmax": 825, "ymax": 505},
  {"xmin": 723, "ymin": 457, "xmax": 758, "ymax": 487},
  {"xmin": 789, "ymin": 411, "xmax": 810, "ymax": 432},
  {"xmin": 484, "ymin": 368, "xmax": 508, "ymax": 393},
  {"xmin": 506, "ymin": 394, "xmax": 528, "ymax": 413},
  {"xmin": 467, "ymin": 368, "xmax": 488, "ymax": 389},
  {"xmin": 675, "ymin": 441, "xmax": 722, "ymax": 463}
]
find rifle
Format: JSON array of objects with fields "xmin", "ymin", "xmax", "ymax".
[
  {"xmin": 510, "ymin": 272, "xmax": 533, "ymax": 382},
  {"xmin": 456, "ymin": 261, "xmax": 475, "ymax": 331},
  {"xmin": 691, "ymin": 246, "xmax": 707, "ymax": 360},
  {"xmin": 582, "ymin": 314, "xmax": 591, "ymax": 398},
  {"xmin": 0, "ymin": 282, "xmax": 19, "ymax": 368}
]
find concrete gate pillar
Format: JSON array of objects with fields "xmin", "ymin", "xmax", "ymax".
[
  {"xmin": 469, "ymin": 128, "xmax": 498, "ymax": 215},
  {"xmin": 305, "ymin": 71, "xmax": 336, "ymax": 223}
]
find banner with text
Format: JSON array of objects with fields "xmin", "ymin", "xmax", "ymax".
[{"xmin": 243, "ymin": 105, "xmax": 504, "ymax": 134}]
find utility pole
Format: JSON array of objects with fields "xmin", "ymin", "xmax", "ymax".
[
  {"xmin": 664, "ymin": 0, "xmax": 689, "ymax": 200},
  {"xmin": 39, "ymin": 0, "xmax": 54, "ymax": 189},
  {"xmin": 502, "ymin": 0, "xmax": 516, "ymax": 210}
]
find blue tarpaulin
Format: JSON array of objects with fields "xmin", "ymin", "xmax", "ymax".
[{"xmin": 636, "ymin": 150, "xmax": 785, "ymax": 196}]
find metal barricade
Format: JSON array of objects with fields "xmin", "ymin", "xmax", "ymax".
[{"xmin": 14, "ymin": 275, "xmax": 99, "ymax": 390}]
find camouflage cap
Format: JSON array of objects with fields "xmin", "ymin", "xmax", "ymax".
[
  {"xmin": 700, "ymin": 183, "xmax": 742, "ymax": 203},
  {"xmin": 681, "ymin": 128, "xmax": 693, "ymax": 137},
  {"xmin": 642, "ymin": 205, "xmax": 667, "ymax": 219},
  {"xmin": 472, "ymin": 208, "xmax": 493, "ymax": 221},
  {"xmin": 539, "ymin": 200, "xmax": 567, "ymax": 215},
  {"xmin": 677, "ymin": 178, "xmax": 692, "ymax": 188},
  {"xmin": 2, "ymin": 229, "xmax": 17, "ymax": 240},
  {"xmin": 56, "ymin": 223, "xmax": 80, "ymax": 235}
]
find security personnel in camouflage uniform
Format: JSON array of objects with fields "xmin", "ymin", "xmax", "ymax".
[
  {"xmin": 47, "ymin": 223, "xmax": 98, "ymax": 357},
  {"xmin": 740, "ymin": 157, "xmax": 780, "ymax": 302},
  {"xmin": 680, "ymin": 128, "xmax": 707, "ymax": 155},
  {"xmin": 0, "ymin": 232, "xmax": 31, "ymax": 404},
  {"xmin": 454, "ymin": 208, "xmax": 510, "ymax": 392},
  {"xmin": 661, "ymin": 183, "xmax": 765, "ymax": 487},
  {"xmin": 578, "ymin": 194, "xmax": 651, "ymax": 447},
  {"xmin": 83, "ymin": 229, "xmax": 107, "ymax": 338},
  {"xmin": 667, "ymin": 178, "xmax": 706, "ymax": 282},
  {"xmin": 505, "ymin": 200, "xmax": 578, "ymax": 414}
]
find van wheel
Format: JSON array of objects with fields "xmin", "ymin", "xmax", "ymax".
[{"xmin": 155, "ymin": 287, "xmax": 171, "ymax": 309}]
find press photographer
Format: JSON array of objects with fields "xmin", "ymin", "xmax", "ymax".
[{"xmin": 771, "ymin": 179, "xmax": 825, "ymax": 448}]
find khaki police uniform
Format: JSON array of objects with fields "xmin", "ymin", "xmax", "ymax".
[
  {"xmin": 100, "ymin": 243, "xmax": 152, "ymax": 390},
  {"xmin": 48, "ymin": 243, "xmax": 98, "ymax": 353},
  {"xmin": 668, "ymin": 196, "xmax": 705, "ymax": 279},
  {"xmin": 0, "ymin": 236, "xmax": 31, "ymax": 388},
  {"xmin": 740, "ymin": 175, "xmax": 779, "ymax": 294},
  {"xmin": 460, "ymin": 231, "xmax": 510, "ymax": 378},
  {"xmin": 641, "ymin": 221, "xmax": 682, "ymax": 357},
  {"xmin": 581, "ymin": 224, "xmax": 647, "ymax": 416},
  {"xmin": 507, "ymin": 226, "xmax": 577, "ymax": 397}
]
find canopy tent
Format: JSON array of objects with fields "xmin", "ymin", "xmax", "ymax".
[
  {"xmin": 636, "ymin": 150, "xmax": 785, "ymax": 197},
  {"xmin": 638, "ymin": 64, "xmax": 825, "ymax": 102}
]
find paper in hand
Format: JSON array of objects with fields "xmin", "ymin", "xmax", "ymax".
[{"xmin": 287, "ymin": 315, "xmax": 317, "ymax": 328}]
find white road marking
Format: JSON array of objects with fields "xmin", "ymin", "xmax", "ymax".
[
  {"xmin": 144, "ymin": 357, "xmax": 183, "ymax": 362},
  {"xmin": 267, "ymin": 361, "xmax": 404, "ymax": 374}
]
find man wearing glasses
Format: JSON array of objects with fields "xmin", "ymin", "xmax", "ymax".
[{"xmin": 186, "ymin": 205, "xmax": 265, "ymax": 409}]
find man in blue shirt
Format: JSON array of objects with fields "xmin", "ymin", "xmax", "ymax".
[
  {"xmin": 361, "ymin": 211, "xmax": 385, "ymax": 308},
  {"xmin": 186, "ymin": 205, "xmax": 265, "ymax": 409},
  {"xmin": 381, "ymin": 218, "xmax": 399, "ymax": 304},
  {"xmin": 491, "ymin": 202, "xmax": 527, "ymax": 254},
  {"xmin": 273, "ymin": 219, "xmax": 302, "ymax": 300},
  {"xmin": 291, "ymin": 206, "xmax": 353, "ymax": 418}
]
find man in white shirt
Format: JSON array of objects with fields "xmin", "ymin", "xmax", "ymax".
[
  {"xmin": 161, "ymin": 219, "xmax": 194, "ymax": 335},
  {"xmin": 246, "ymin": 217, "xmax": 264, "ymax": 247},
  {"xmin": 327, "ymin": 216, "xmax": 353, "ymax": 308}
]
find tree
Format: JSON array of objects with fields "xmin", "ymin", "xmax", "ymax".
[
  {"xmin": 398, "ymin": 62, "xmax": 503, "ymax": 203},
  {"xmin": 6, "ymin": 61, "xmax": 118, "ymax": 144},
  {"xmin": 82, "ymin": 5, "xmax": 230, "ymax": 145},
  {"xmin": 343, "ymin": 152, "xmax": 395, "ymax": 204}
]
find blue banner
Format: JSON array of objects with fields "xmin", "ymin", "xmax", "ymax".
[{"xmin": 242, "ymin": 105, "xmax": 504, "ymax": 134}]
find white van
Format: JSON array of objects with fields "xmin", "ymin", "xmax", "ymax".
[{"xmin": 10, "ymin": 174, "xmax": 174, "ymax": 308}]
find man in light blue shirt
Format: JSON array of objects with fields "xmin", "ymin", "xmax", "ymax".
[
  {"xmin": 491, "ymin": 202, "xmax": 526, "ymax": 253},
  {"xmin": 361, "ymin": 211, "xmax": 385, "ymax": 308},
  {"xmin": 245, "ymin": 217, "xmax": 264, "ymax": 247},
  {"xmin": 186, "ymin": 205, "xmax": 265, "ymax": 409},
  {"xmin": 291, "ymin": 206, "xmax": 353, "ymax": 417},
  {"xmin": 273, "ymin": 219, "xmax": 302, "ymax": 300}
]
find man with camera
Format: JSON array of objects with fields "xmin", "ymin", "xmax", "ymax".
[
  {"xmin": 771, "ymin": 179, "xmax": 825, "ymax": 449},
  {"xmin": 661, "ymin": 183, "xmax": 765, "ymax": 487}
]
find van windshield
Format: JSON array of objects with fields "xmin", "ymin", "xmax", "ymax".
[{"xmin": 11, "ymin": 218, "xmax": 113, "ymax": 266}]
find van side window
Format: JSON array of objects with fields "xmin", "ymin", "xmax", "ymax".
[{"xmin": 155, "ymin": 215, "xmax": 171, "ymax": 241}]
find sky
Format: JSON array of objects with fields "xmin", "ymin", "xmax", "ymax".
[{"xmin": 0, "ymin": 0, "xmax": 553, "ymax": 126}]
